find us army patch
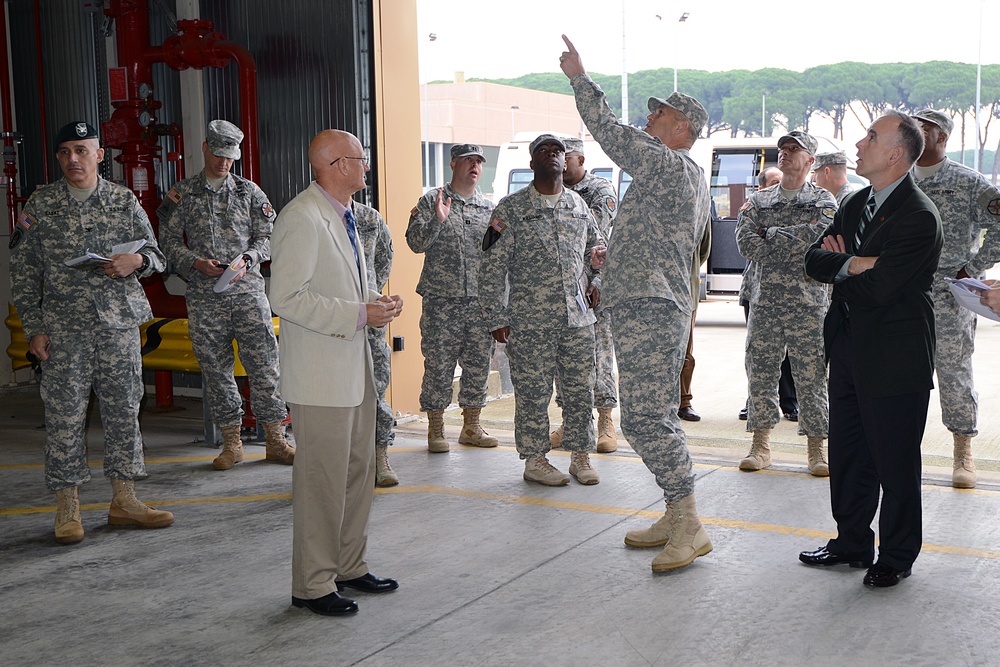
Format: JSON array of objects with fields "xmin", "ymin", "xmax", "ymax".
[
  {"xmin": 166, "ymin": 189, "xmax": 182, "ymax": 204},
  {"xmin": 988, "ymin": 198, "xmax": 1000, "ymax": 217},
  {"xmin": 606, "ymin": 196, "xmax": 617, "ymax": 212},
  {"xmin": 739, "ymin": 201, "xmax": 753, "ymax": 213},
  {"xmin": 410, "ymin": 205, "xmax": 419, "ymax": 217},
  {"xmin": 8, "ymin": 227, "xmax": 22, "ymax": 249},
  {"xmin": 261, "ymin": 201, "xmax": 275, "ymax": 219},
  {"xmin": 822, "ymin": 207, "xmax": 836, "ymax": 218},
  {"xmin": 482, "ymin": 215, "xmax": 505, "ymax": 251},
  {"xmin": 17, "ymin": 210, "xmax": 36, "ymax": 230}
]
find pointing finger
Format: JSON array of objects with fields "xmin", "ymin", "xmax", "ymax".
[{"xmin": 561, "ymin": 34, "xmax": 577, "ymax": 54}]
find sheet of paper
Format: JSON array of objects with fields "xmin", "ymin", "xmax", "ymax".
[
  {"xmin": 945, "ymin": 277, "xmax": 1000, "ymax": 323},
  {"xmin": 214, "ymin": 254, "xmax": 246, "ymax": 293}
]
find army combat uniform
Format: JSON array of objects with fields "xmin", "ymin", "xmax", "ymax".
[
  {"xmin": 355, "ymin": 202, "xmax": 395, "ymax": 449},
  {"xmin": 479, "ymin": 184, "xmax": 603, "ymax": 459},
  {"xmin": 736, "ymin": 182, "xmax": 836, "ymax": 438},
  {"xmin": 406, "ymin": 183, "xmax": 495, "ymax": 412},
  {"xmin": 570, "ymin": 75, "xmax": 711, "ymax": 504},
  {"xmin": 158, "ymin": 171, "xmax": 287, "ymax": 433},
  {"xmin": 10, "ymin": 177, "xmax": 166, "ymax": 490}
]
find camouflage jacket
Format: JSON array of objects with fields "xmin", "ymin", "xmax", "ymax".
[
  {"xmin": 736, "ymin": 181, "xmax": 836, "ymax": 308},
  {"xmin": 570, "ymin": 74, "xmax": 711, "ymax": 315},
  {"xmin": 405, "ymin": 183, "xmax": 493, "ymax": 298},
  {"xmin": 479, "ymin": 184, "xmax": 603, "ymax": 331},
  {"xmin": 354, "ymin": 202, "xmax": 393, "ymax": 293},
  {"xmin": 912, "ymin": 158, "xmax": 1000, "ymax": 277},
  {"xmin": 570, "ymin": 170, "xmax": 618, "ymax": 237},
  {"xmin": 157, "ymin": 171, "xmax": 275, "ymax": 296},
  {"xmin": 10, "ymin": 177, "xmax": 165, "ymax": 337}
]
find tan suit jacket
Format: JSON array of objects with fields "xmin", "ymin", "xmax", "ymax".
[{"xmin": 270, "ymin": 182, "xmax": 381, "ymax": 407}]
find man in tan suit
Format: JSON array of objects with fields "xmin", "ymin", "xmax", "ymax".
[{"xmin": 270, "ymin": 129, "xmax": 403, "ymax": 616}]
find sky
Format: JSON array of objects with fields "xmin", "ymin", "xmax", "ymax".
[{"xmin": 416, "ymin": 0, "xmax": 1000, "ymax": 83}]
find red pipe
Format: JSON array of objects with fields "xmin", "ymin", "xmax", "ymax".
[{"xmin": 0, "ymin": 1, "xmax": 22, "ymax": 235}]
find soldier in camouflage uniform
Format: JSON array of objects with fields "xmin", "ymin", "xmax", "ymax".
[
  {"xmin": 561, "ymin": 36, "xmax": 713, "ymax": 572},
  {"xmin": 355, "ymin": 202, "xmax": 398, "ymax": 486},
  {"xmin": 736, "ymin": 131, "xmax": 836, "ymax": 477},
  {"xmin": 406, "ymin": 144, "xmax": 498, "ymax": 452},
  {"xmin": 158, "ymin": 120, "xmax": 295, "ymax": 471},
  {"xmin": 911, "ymin": 108, "xmax": 1000, "ymax": 488},
  {"xmin": 479, "ymin": 133, "xmax": 604, "ymax": 487},
  {"xmin": 9, "ymin": 121, "xmax": 174, "ymax": 544},
  {"xmin": 812, "ymin": 151, "xmax": 859, "ymax": 206},
  {"xmin": 550, "ymin": 136, "xmax": 619, "ymax": 452}
]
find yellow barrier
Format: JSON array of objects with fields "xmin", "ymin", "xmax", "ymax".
[{"xmin": 4, "ymin": 303, "xmax": 279, "ymax": 376}]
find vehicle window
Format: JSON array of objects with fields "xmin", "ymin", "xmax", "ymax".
[{"xmin": 508, "ymin": 169, "xmax": 533, "ymax": 194}]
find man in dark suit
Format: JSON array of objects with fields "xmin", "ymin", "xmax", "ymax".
[{"xmin": 799, "ymin": 111, "xmax": 942, "ymax": 588}]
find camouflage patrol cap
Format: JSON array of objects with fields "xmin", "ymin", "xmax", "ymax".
[
  {"xmin": 54, "ymin": 121, "xmax": 98, "ymax": 147},
  {"xmin": 812, "ymin": 150, "xmax": 848, "ymax": 170},
  {"xmin": 563, "ymin": 137, "xmax": 585, "ymax": 155},
  {"xmin": 778, "ymin": 131, "xmax": 819, "ymax": 156},
  {"xmin": 206, "ymin": 120, "xmax": 243, "ymax": 159},
  {"xmin": 647, "ymin": 92, "xmax": 708, "ymax": 137},
  {"xmin": 911, "ymin": 108, "xmax": 954, "ymax": 136},
  {"xmin": 529, "ymin": 133, "xmax": 566, "ymax": 154},
  {"xmin": 450, "ymin": 143, "xmax": 486, "ymax": 162}
]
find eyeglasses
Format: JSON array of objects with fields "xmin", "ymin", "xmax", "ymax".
[
  {"xmin": 330, "ymin": 152, "xmax": 370, "ymax": 167},
  {"xmin": 778, "ymin": 144, "xmax": 807, "ymax": 154}
]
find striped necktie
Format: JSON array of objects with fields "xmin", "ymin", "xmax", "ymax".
[
  {"xmin": 854, "ymin": 194, "xmax": 876, "ymax": 252},
  {"xmin": 344, "ymin": 207, "xmax": 361, "ymax": 275}
]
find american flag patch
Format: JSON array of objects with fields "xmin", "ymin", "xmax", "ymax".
[
  {"xmin": 17, "ymin": 210, "xmax": 35, "ymax": 230},
  {"xmin": 166, "ymin": 189, "xmax": 182, "ymax": 204},
  {"xmin": 490, "ymin": 216, "xmax": 506, "ymax": 232}
]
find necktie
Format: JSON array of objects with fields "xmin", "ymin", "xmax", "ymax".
[
  {"xmin": 854, "ymin": 194, "xmax": 876, "ymax": 252},
  {"xmin": 344, "ymin": 208, "xmax": 361, "ymax": 276}
]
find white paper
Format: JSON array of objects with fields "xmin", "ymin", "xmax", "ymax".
[
  {"xmin": 213, "ymin": 254, "xmax": 246, "ymax": 293},
  {"xmin": 945, "ymin": 277, "xmax": 1000, "ymax": 323},
  {"xmin": 64, "ymin": 239, "xmax": 147, "ymax": 268}
]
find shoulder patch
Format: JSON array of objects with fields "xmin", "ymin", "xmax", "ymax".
[
  {"xmin": 410, "ymin": 205, "xmax": 419, "ymax": 217},
  {"xmin": 17, "ymin": 210, "xmax": 36, "ymax": 230},
  {"xmin": 166, "ymin": 189, "xmax": 182, "ymax": 204},
  {"xmin": 482, "ymin": 214, "xmax": 506, "ymax": 251},
  {"xmin": 821, "ymin": 207, "xmax": 836, "ymax": 218},
  {"xmin": 738, "ymin": 201, "xmax": 753, "ymax": 213},
  {"xmin": 987, "ymin": 197, "xmax": 1000, "ymax": 217},
  {"xmin": 606, "ymin": 196, "xmax": 617, "ymax": 213},
  {"xmin": 8, "ymin": 227, "xmax": 22, "ymax": 249},
  {"xmin": 261, "ymin": 200, "xmax": 275, "ymax": 219}
]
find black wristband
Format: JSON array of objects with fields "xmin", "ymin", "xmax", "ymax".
[
  {"xmin": 138, "ymin": 254, "xmax": 150, "ymax": 273},
  {"xmin": 242, "ymin": 254, "xmax": 253, "ymax": 268}
]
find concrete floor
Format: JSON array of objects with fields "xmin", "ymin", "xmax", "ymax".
[{"xmin": 3, "ymin": 298, "xmax": 1000, "ymax": 666}]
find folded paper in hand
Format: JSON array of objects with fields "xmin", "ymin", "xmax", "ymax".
[
  {"xmin": 65, "ymin": 239, "xmax": 147, "ymax": 269},
  {"xmin": 945, "ymin": 277, "xmax": 1000, "ymax": 323}
]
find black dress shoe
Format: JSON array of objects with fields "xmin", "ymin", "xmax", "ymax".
[
  {"xmin": 291, "ymin": 591, "xmax": 359, "ymax": 616},
  {"xmin": 783, "ymin": 408, "xmax": 799, "ymax": 422},
  {"xmin": 799, "ymin": 546, "xmax": 873, "ymax": 568},
  {"xmin": 863, "ymin": 561, "xmax": 911, "ymax": 588},
  {"xmin": 678, "ymin": 406, "xmax": 701, "ymax": 422},
  {"xmin": 738, "ymin": 407, "xmax": 748, "ymax": 421},
  {"xmin": 336, "ymin": 572, "xmax": 399, "ymax": 594}
]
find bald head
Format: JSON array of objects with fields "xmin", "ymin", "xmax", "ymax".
[{"xmin": 310, "ymin": 129, "xmax": 368, "ymax": 203}]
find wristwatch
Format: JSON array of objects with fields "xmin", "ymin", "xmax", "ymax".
[
  {"xmin": 242, "ymin": 254, "xmax": 253, "ymax": 268},
  {"xmin": 138, "ymin": 253, "xmax": 150, "ymax": 273}
]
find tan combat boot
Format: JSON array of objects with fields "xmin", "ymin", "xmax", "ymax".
[
  {"xmin": 213, "ymin": 424, "xmax": 244, "ymax": 470},
  {"xmin": 650, "ymin": 494, "xmax": 713, "ymax": 572},
  {"xmin": 953, "ymin": 434, "xmax": 976, "ymax": 489},
  {"xmin": 523, "ymin": 455, "xmax": 570, "ymax": 486},
  {"xmin": 427, "ymin": 409, "xmax": 449, "ymax": 453},
  {"xmin": 108, "ymin": 479, "xmax": 174, "ymax": 528},
  {"xmin": 263, "ymin": 421, "xmax": 295, "ymax": 465},
  {"xmin": 54, "ymin": 486, "xmax": 84, "ymax": 544},
  {"xmin": 740, "ymin": 429, "xmax": 772, "ymax": 471},
  {"xmin": 549, "ymin": 425, "xmax": 564, "ymax": 449},
  {"xmin": 568, "ymin": 451, "xmax": 600, "ymax": 485},
  {"xmin": 375, "ymin": 446, "xmax": 399, "ymax": 487},
  {"xmin": 457, "ymin": 407, "xmax": 498, "ymax": 448},
  {"xmin": 596, "ymin": 407, "xmax": 619, "ymax": 453},
  {"xmin": 807, "ymin": 436, "xmax": 829, "ymax": 477}
]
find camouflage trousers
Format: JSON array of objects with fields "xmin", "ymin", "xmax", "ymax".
[
  {"xmin": 505, "ymin": 324, "xmax": 596, "ymax": 458},
  {"xmin": 933, "ymin": 280, "xmax": 978, "ymax": 436},
  {"xmin": 367, "ymin": 325, "xmax": 396, "ymax": 448},
  {"xmin": 419, "ymin": 296, "xmax": 495, "ymax": 411},
  {"xmin": 188, "ymin": 289, "xmax": 286, "ymax": 428},
  {"xmin": 554, "ymin": 306, "xmax": 617, "ymax": 408},
  {"xmin": 40, "ymin": 328, "xmax": 146, "ymax": 490},
  {"xmin": 745, "ymin": 302, "xmax": 829, "ymax": 437},
  {"xmin": 611, "ymin": 298, "xmax": 694, "ymax": 502}
]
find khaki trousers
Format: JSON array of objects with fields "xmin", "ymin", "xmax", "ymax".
[{"xmin": 290, "ymin": 375, "xmax": 376, "ymax": 599}]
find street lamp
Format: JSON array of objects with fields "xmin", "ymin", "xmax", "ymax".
[
  {"xmin": 674, "ymin": 12, "xmax": 689, "ymax": 93},
  {"xmin": 761, "ymin": 92, "xmax": 768, "ymax": 137},
  {"xmin": 510, "ymin": 106, "xmax": 519, "ymax": 141}
]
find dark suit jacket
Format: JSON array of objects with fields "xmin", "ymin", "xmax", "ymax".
[{"xmin": 805, "ymin": 174, "xmax": 943, "ymax": 398}]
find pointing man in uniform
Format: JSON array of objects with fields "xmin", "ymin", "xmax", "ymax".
[
  {"xmin": 158, "ymin": 120, "xmax": 295, "ymax": 471},
  {"xmin": 479, "ymin": 134, "xmax": 605, "ymax": 486},
  {"xmin": 406, "ymin": 144, "xmax": 499, "ymax": 453},
  {"xmin": 561, "ymin": 36, "xmax": 713, "ymax": 571},
  {"xmin": 10, "ymin": 121, "xmax": 173, "ymax": 543},
  {"xmin": 910, "ymin": 108, "xmax": 1000, "ymax": 488},
  {"xmin": 550, "ymin": 136, "xmax": 620, "ymax": 453}
]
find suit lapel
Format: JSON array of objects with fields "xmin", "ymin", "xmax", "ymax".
[
  {"xmin": 310, "ymin": 184, "xmax": 365, "ymax": 296},
  {"xmin": 859, "ymin": 176, "xmax": 915, "ymax": 253}
]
